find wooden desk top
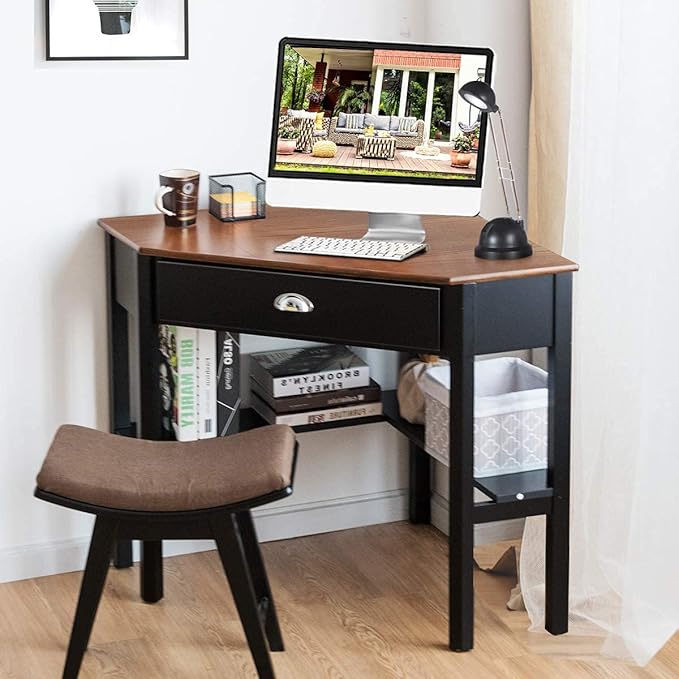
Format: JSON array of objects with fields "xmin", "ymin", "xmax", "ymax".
[{"xmin": 99, "ymin": 207, "xmax": 577, "ymax": 286}]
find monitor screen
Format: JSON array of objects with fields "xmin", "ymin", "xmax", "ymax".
[{"xmin": 269, "ymin": 38, "xmax": 493, "ymax": 189}]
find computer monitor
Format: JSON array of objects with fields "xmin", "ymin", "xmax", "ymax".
[{"xmin": 267, "ymin": 37, "xmax": 494, "ymax": 239}]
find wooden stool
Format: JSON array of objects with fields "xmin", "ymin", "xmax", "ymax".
[{"xmin": 35, "ymin": 424, "xmax": 298, "ymax": 679}]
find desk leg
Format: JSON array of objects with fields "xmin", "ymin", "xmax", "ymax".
[
  {"xmin": 106, "ymin": 234, "xmax": 134, "ymax": 569},
  {"xmin": 408, "ymin": 442, "xmax": 431, "ymax": 524},
  {"xmin": 132, "ymin": 255, "xmax": 163, "ymax": 601},
  {"xmin": 448, "ymin": 285, "xmax": 475, "ymax": 651},
  {"xmin": 545, "ymin": 273, "xmax": 572, "ymax": 634}
]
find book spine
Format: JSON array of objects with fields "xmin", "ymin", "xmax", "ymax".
[
  {"xmin": 158, "ymin": 325, "xmax": 174, "ymax": 439},
  {"xmin": 250, "ymin": 377, "xmax": 381, "ymax": 414},
  {"xmin": 248, "ymin": 352, "xmax": 274, "ymax": 397},
  {"xmin": 217, "ymin": 331, "xmax": 241, "ymax": 436},
  {"xmin": 251, "ymin": 393, "xmax": 383, "ymax": 426},
  {"xmin": 172, "ymin": 326, "xmax": 198, "ymax": 441},
  {"xmin": 197, "ymin": 329, "xmax": 217, "ymax": 439},
  {"xmin": 271, "ymin": 365, "xmax": 370, "ymax": 398}
]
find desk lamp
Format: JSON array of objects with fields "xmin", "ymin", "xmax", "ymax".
[{"xmin": 458, "ymin": 81, "xmax": 532, "ymax": 259}]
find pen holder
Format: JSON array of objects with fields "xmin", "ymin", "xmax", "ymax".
[{"xmin": 209, "ymin": 173, "xmax": 266, "ymax": 222}]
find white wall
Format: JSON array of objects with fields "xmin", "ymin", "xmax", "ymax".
[
  {"xmin": 426, "ymin": 0, "xmax": 532, "ymax": 220},
  {"xmin": 0, "ymin": 0, "xmax": 531, "ymax": 582}
]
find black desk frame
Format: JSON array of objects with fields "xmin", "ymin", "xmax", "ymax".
[{"xmin": 106, "ymin": 233, "xmax": 572, "ymax": 651}]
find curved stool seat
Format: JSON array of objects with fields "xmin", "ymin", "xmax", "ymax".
[
  {"xmin": 37, "ymin": 424, "xmax": 296, "ymax": 512},
  {"xmin": 35, "ymin": 424, "xmax": 298, "ymax": 679}
]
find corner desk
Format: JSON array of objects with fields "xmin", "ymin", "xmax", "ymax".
[{"xmin": 100, "ymin": 207, "xmax": 577, "ymax": 652}]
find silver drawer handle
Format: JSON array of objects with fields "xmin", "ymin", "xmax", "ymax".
[{"xmin": 273, "ymin": 293, "xmax": 315, "ymax": 313}]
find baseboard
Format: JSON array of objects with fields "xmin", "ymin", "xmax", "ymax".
[
  {"xmin": 0, "ymin": 489, "xmax": 408, "ymax": 584},
  {"xmin": 430, "ymin": 492, "xmax": 524, "ymax": 544}
]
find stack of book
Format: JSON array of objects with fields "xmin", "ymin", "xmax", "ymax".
[
  {"xmin": 159, "ymin": 325, "xmax": 240, "ymax": 441},
  {"xmin": 249, "ymin": 345, "xmax": 382, "ymax": 426}
]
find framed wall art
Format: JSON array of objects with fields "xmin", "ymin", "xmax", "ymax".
[{"xmin": 46, "ymin": 0, "xmax": 189, "ymax": 61}]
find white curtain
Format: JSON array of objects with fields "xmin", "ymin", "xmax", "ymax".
[{"xmin": 521, "ymin": 0, "xmax": 679, "ymax": 665}]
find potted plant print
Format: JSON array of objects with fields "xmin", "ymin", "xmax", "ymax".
[
  {"xmin": 277, "ymin": 127, "xmax": 300, "ymax": 154},
  {"xmin": 306, "ymin": 89, "xmax": 326, "ymax": 106},
  {"xmin": 450, "ymin": 134, "xmax": 473, "ymax": 167},
  {"xmin": 467, "ymin": 125, "xmax": 480, "ymax": 150}
]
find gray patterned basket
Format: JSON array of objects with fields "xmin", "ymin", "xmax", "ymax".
[{"xmin": 422, "ymin": 358, "xmax": 547, "ymax": 477}]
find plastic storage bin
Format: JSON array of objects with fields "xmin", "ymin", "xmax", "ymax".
[{"xmin": 422, "ymin": 357, "xmax": 547, "ymax": 477}]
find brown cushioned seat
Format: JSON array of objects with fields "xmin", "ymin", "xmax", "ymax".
[{"xmin": 36, "ymin": 424, "xmax": 296, "ymax": 512}]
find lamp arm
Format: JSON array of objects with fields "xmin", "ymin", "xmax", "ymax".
[
  {"xmin": 489, "ymin": 108, "xmax": 523, "ymax": 224},
  {"xmin": 488, "ymin": 113, "xmax": 511, "ymax": 217}
]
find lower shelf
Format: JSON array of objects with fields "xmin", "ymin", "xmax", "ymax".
[
  {"xmin": 239, "ymin": 406, "xmax": 384, "ymax": 434},
  {"xmin": 472, "ymin": 470, "xmax": 554, "ymax": 523},
  {"xmin": 241, "ymin": 389, "xmax": 421, "ymax": 438},
  {"xmin": 475, "ymin": 470, "xmax": 553, "ymax": 504}
]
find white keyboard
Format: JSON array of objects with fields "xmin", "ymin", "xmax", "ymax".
[{"xmin": 274, "ymin": 236, "xmax": 427, "ymax": 262}]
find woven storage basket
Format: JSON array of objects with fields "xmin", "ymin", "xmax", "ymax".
[{"xmin": 422, "ymin": 357, "xmax": 547, "ymax": 477}]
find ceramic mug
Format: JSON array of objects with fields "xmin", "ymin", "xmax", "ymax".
[{"xmin": 155, "ymin": 169, "xmax": 200, "ymax": 227}]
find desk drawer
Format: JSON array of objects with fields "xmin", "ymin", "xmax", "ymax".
[{"xmin": 156, "ymin": 261, "xmax": 440, "ymax": 352}]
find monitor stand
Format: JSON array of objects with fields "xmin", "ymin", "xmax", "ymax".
[{"xmin": 362, "ymin": 213, "xmax": 426, "ymax": 243}]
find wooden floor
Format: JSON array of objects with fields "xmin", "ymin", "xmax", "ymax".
[
  {"xmin": 1, "ymin": 523, "xmax": 677, "ymax": 678},
  {"xmin": 275, "ymin": 145, "xmax": 476, "ymax": 175}
]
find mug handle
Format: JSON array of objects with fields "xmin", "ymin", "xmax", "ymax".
[{"xmin": 155, "ymin": 186, "xmax": 176, "ymax": 216}]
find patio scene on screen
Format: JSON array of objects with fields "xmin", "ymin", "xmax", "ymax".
[{"xmin": 274, "ymin": 44, "xmax": 489, "ymax": 181}]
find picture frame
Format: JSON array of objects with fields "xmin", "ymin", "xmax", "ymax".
[{"xmin": 46, "ymin": 0, "xmax": 189, "ymax": 61}]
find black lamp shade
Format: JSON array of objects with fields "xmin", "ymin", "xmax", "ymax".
[
  {"xmin": 458, "ymin": 81, "xmax": 499, "ymax": 113},
  {"xmin": 475, "ymin": 218, "xmax": 533, "ymax": 260}
]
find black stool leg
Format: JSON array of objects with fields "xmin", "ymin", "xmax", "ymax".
[
  {"xmin": 236, "ymin": 510, "xmax": 284, "ymax": 652},
  {"xmin": 140, "ymin": 540, "xmax": 163, "ymax": 603},
  {"xmin": 113, "ymin": 539, "xmax": 133, "ymax": 569},
  {"xmin": 63, "ymin": 517, "xmax": 118, "ymax": 679},
  {"xmin": 210, "ymin": 514, "xmax": 276, "ymax": 679}
]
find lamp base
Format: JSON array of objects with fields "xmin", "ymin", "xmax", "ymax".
[
  {"xmin": 99, "ymin": 12, "xmax": 133, "ymax": 35},
  {"xmin": 475, "ymin": 217, "xmax": 533, "ymax": 260}
]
